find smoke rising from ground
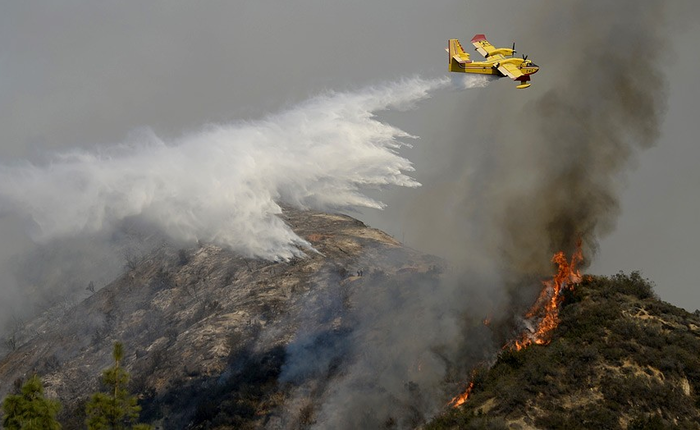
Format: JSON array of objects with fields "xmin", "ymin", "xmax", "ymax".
[
  {"xmin": 399, "ymin": 0, "xmax": 670, "ymax": 281},
  {"xmin": 282, "ymin": 1, "xmax": 671, "ymax": 428},
  {"xmin": 487, "ymin": 1, "xmax": 669, "ymax": 279},
  {"xmin": 280, "ymin": 267, "xmax": 502, "ymax": 430}
]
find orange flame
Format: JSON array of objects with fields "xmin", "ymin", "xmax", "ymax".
[
  {"xmin": 511, "ymin": 243, "xmax": 583, "ymax": 351},
  {"xmin": 450, "ymin": 381, "xmax": 474, "ymax": 407},
  {"xmin": 450, "ymin": 242, "xmax": 584, "ymax": 408}
]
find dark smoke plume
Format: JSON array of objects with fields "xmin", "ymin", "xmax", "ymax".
[
  {"xmin": 289, "ymin": 1, "xmax": 671, "ymax": 428},
  {"xmin": 481, "ymin": 1, "xmax": 668, "ymax": 280}
]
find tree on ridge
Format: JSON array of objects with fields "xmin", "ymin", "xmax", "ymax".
[{"xmin": 85, "ymin": 342, "xmax": 151, "ymax": 430}]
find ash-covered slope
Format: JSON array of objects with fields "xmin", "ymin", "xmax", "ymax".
[
  {"xmin": 428, "ymin": 273, "xmax": 700, "ymax": 430},
  {"xmin": 0, "ymin": 208, "xmax": 442, "ymax": 429}
]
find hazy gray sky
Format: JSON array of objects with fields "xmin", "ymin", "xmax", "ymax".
[
  {"xmin": 591, "ymin": 28, "xmax": 700, "ymax": 309},
  {"xmin": 1, "ymin": 1, "xmax": 699, "ymax": 309}
]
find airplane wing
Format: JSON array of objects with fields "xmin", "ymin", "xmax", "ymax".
[
  {"xmin": 471, "ymin": 34, "xmax": 505, "ymax": 60},
  {"xmin": 497, "ymin": 63, "xmax": 523, "ymax": 80}
]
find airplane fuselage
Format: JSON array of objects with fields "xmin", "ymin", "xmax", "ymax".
[{"xmin": 450, "ymin": 58, "xmax": 539, "ymax": 78}]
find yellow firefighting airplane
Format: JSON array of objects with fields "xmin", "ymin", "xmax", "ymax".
[{"xmin": 447, "ymin": 34, "xmax": 539, "ymax": 89}]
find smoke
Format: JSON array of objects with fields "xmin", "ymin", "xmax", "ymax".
[
  {"xmin": 399, "ymin": 0, "xmax": 670, "ymax": 281},
  {"xmin": 486, "ymin": 1, "xmax": 669, "ymax": 279},
  {"xmin": 280, "ymin": 0, "xmax": 671, "ymax": 428},
  {"xmin": 282, "ymin": 267, "xmax": 502, "ymax": 430}
]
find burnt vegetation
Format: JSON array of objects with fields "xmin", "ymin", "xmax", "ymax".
[
  {"xmin": 189, "ymin": 346, "xmax": 286, "ymax": 429},
  {"xmin": 428, "ymin": 272, "xmax": 700, "ymax": 430},
  {"xmin": 0, "ymin": 209, "xmax": 446, "ymax": 429}
]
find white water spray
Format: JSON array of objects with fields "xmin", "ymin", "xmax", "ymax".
[{"xmin": 0, "ymin": 76, "xmax": 487, "ymax": 260}]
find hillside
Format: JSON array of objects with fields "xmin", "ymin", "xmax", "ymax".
[
  {"xmin": 428, "ymin": 273, "xmax": 700, "ymax": 430},
  {"xmin": 3, "ymin": 209, "xmax": 700, "ymax": 430},
  {"xmin": 0, "ymin": 208, "xmax": 442, "ymax": 429}
]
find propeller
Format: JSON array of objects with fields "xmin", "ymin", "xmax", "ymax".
[{"xmin": 512, "ymin": 42, "xmax": 516, "ymax": 55}]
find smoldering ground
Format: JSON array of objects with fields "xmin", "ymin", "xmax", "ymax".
[{"xmin": 275, "ymin": 258, "xmax": 506, "ymax": 430}]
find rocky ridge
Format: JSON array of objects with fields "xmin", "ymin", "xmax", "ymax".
[{"xmin": 0, "ymin": 208, "xmax": 442, "ymax": 429}]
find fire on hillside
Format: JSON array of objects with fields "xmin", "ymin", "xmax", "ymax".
[
  {"xmin": 510, "ymin": 243, "xmax": 583, "ymax": 351},
  {"xmin": 450, "ymin": 243, "xmax": 584, "ymax": 407}
]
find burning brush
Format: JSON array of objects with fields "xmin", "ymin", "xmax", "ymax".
[
  {"xmin": 509, "ymin": 244, "xmax": 583, "ymax": 351},
  {"xmin": 450, "ymin": 242, "xmax": 584, "ymax": 407}
]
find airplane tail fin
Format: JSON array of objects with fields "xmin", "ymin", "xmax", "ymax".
[{"xmin": 448, "ymin": 39, "xmax": 470, "ymax": 72}]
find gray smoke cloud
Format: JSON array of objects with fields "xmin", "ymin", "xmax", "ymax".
[
  {"xmin": 387, "ymin": 0, "xmax": 670, "ymax": 280},
  {"xmin": 280, "ymin": 1, "xmax": 672, "ymax": 428},
  {"xmin": 487, "ymin": 2, "xmax": 669, "ymax": 280},
  {"xmin": 276, "ymin": 261, "xmax": 505, "ymax": 430}
]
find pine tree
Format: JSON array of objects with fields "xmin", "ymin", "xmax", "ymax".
[
  {"xmin": 85, "ymin": 342, "xmax": 151, "ymax": 430},
  {"xmin": 2, "ymin": 374, "xmax": 62, "ymax": 430}
]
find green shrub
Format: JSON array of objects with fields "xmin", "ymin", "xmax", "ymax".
[
  {"xmin": 609, "ymin": 272, "xmax": 657, "ymax": 300},
  {"xmin": 628, "ymin": 414, "xmax": 665, "ymax": 430}
]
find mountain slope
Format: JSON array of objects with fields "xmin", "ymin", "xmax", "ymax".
[
  {"xmin": 0, "ymin": 208, "xmax": 442, "ymax": 429},
  {"xmin": 4, "ymin": 209, "xmax": 700, "ymax": 430},
  {"xmin": 428, "ymin": 273, "xmax": 700, "ymax": 430}
]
